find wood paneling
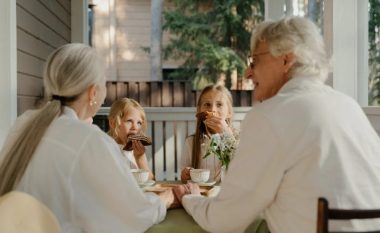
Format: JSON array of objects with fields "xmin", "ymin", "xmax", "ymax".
[
  {"xmin": 114, "ymin": 0, "xmax": 151, "ymax": 81},
  {"xmin": 17, "ymin": 28, "xmax": 54, "ymax": 60},
  {"xmin": 17, "ymin": 96, "xmax": 40, "ymax": 114},
  {"xmin": 17, "ymin": 51, "xmax": 44, "ymax": 78},
  {"xmin": 16, "ymin": 0, "xmax": 71, "ymax": 115},
  {"xmin": 17, "ymin": 0, "xmax": 70, "ymax": 40},
  {"xmin": 17, "ymin": 74, "xmax": 43, "ymax": 97},
  {"xmin": 17, "ymin": 5, "xmax": 68, "ymax": 48},
  {"xmin": 39, "ymin": 0, "xmax": 71, "ymax": 27},
  {"xmin": 56, "ymin": 0, "xmax": 71, "ymax": 13}
]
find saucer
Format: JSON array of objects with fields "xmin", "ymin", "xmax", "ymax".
[
  {"xmin": 139, "ymin": 180, "xmax": 155, "ymax": 187},
  {"xmin": 192, "ymin": 181, "xmax": 216, "ymax": 187}
]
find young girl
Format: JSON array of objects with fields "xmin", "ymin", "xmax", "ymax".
[
  {"xmin": 108, "ymin": 98, "xmax": 154, "ymax": 180},
  {"xmin": 180, "ymin": 84, "xmax": 238, "ymax": 182}
]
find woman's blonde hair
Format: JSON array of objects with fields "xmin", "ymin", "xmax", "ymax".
[
  {"xmin": 108, "ymin": 98, "xmax": 147, "ymax": 142},
  {"xmin": 0, "ymin": 43, "xmax": 104, "ymax": 195},
  {"xmin": 191, "ymin": 84, "xmax": 233, "ymax": 168}
]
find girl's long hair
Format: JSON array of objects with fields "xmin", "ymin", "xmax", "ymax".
[
  {"xmin": 0, "ymin": 43, "xmax": 104, "ymax": 195},
  {"xmin": 191, "ymin": 84, "xmax": 233, "ymax": 168}
]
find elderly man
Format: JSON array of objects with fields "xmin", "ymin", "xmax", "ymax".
[{"xmin": 174, "ymin": 17, "xmax": 380, "ymax": 233}]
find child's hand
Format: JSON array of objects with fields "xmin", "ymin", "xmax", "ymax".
[
  {"xmin": 204, "ymin": 115, "xmax": 232, "ymax": 134},
  {"xmin": 157, "ymin": 188, "xmax": 181, "ymax": 209},
  {"xmin": 181, "ymin": 167, "xmax": 192, "ymax": 183},
  {"xmin": 132, "ymin": 140, "xmax": 145, "ymax": 158}
]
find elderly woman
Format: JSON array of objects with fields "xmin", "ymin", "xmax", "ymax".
[
  {"xmin": 0, "ymin": 43, "xmax": 177, "ymax": 232},
  {"xmin": 174, "ymin": 17, "xmax": 380, "ymax": 232}
]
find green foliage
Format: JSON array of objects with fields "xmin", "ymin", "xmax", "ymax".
[
  {"xmin": 163, "ymin": 0, "xmax": 264, "ymax": 89},
  {"xmin": 369, "ymin": 0, "xmax": 380, "ymax": 105}
]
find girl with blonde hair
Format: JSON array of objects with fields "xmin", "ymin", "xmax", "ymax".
[
  {"xmin": 108, "ymin": 98, "xmax": 154, "ymax": 180},
  {"xmin": 180, "ymin": 84, "xmax": 238, "ymax": 182}
]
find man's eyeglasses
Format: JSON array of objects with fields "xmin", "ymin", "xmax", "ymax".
[{"xmin": 247, "ymin": 51, "xmax": 270, "ymax": 69}]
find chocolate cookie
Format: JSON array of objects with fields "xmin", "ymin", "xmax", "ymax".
[
  {"xmin": 195, "ymin": 111, "xmax": 214, "ymax": 121},
  {"xmin": 124, "ymin": 134, "xmax": 152, "ymax": 151}
]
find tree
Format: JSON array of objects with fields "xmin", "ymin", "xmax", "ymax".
[
  {"xmin": 162, "ymin": 0, "xmax": 264, "ymax": 89},
  {"xmin": 151, "ymin": 0, "xmax": 164, "ymax": 81},
  {"xmin": 369, "ymin": 0, "xmax": 380, "ymax": 105}
]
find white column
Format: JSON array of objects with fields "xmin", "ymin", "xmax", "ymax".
[
  {"xmin": 0, "ymin": 0, "xmax": 17, "ymax": 148},
  {"xmin": 325, "ymin": 0, "xmax": 368, "ymax": 105},
  {"xmin": 71, "ymin": 0, "xmax": 89, "ymax": 44}
]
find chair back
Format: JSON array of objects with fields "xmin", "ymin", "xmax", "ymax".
[
  {"xmin": 0, "ymin": 191, "xmax": 61, "ymax": 233},
  {"xmin": 317, "ymin": 197, "xmax": 380, "ymax": 233}
]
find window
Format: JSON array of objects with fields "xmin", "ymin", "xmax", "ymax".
[
  {"xmin": 88, "ymin": 4, "xmax": 95, "ymax": 46},
  {"xmin": 284, "ymin": 0, "xmax": 324, "ymax": 29},
  {"xmin": 369, "ymin": 0, "xmax": 380, "ymax": 106}
]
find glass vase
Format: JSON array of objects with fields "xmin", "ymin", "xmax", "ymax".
[{"xmin": 220, "ymin": 165, "xmax": 227, "ymax": 182}]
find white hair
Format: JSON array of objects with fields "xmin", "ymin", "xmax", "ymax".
[
  {"xmin": 250, "ymin": 17, "xmax": 330, "ymax": 81},
  {"xmin": 44, "ymin": 43, "xmax": 105, "ymax": 98}
]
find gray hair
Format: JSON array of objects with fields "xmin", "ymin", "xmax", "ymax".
[
  {"xmin": 44, "ymin": 43, "xmax": 104, "ymax": 98},
  {"xmin": 0, "ymin": 43, "xmax": 104, "ymax": 195},
  {"xmin": 250, "ymin": 17, "xmax": 329, "ymax": 81}
]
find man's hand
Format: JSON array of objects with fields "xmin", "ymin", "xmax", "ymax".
[{"xmin": 157, "ymin": 189, "xmax": 182, "ymax": 209}]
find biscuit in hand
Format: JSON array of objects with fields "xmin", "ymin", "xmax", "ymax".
[
  {"xmin": 195, "ymin": 111, "xmax": 214, "ymax": 121},
  {"xmin": 124, "ymin": 134, "xmax": 152, "ymax": 151}
]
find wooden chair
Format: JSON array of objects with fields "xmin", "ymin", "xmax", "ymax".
[
  {"xmin": 317, "ymin": 197, "xmax": 380, "ymax": 233},
  {"xmin": 0, "ymin": 191, "xmax": 61, "ymax": 233}
]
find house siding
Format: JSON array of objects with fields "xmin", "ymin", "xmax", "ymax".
[
  {"xmin": 93, "ymin": 0, "xmax": 180, "ymax": 82},
  {"xmin": 16, "ymin": 0, "xmax": 71, "ymax": 115}
]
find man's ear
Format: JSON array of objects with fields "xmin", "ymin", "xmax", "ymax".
[{"xmin": 283, "ymin": 53, "xmax": 295, "ymax": 73}]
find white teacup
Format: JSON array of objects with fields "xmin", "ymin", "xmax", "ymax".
[
  {"xmin": 131, "ymin": 169, "xmax": 149, "ymax": 184},
  {"xmin": 190, "ymin": 169, "xmax": 210, "ymax": 183}
]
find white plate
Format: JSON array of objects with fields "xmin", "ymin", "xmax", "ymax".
[
  {"xmin": 139, "ymin": 180, "xmax": 155, "ymax": 187},
  {"xmin": 193, "ymin": 181, "xmax": 216, "ymax": 186}
]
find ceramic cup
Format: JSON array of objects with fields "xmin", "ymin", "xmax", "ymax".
[
  {"xmin": 190, "ymin": 169, "xmax": 210, "ymax": 183},
  {"xmin": 131, "ymin": 169, "xmax": 149, "ymax": 184}
]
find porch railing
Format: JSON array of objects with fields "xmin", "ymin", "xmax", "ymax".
[
  {"xmin": 104, "ymin": 81, "xmax": 253, "ymax": 107},
  {"xmin": 96, "ymin": 107, "xmax": 252, "ymax": 180}
]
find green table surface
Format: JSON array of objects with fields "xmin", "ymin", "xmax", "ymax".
[
  {"xmin": 145, "ymin": 181, "xmax": 269, "ymax": 233},
  {"xmin": 145, "ymin": 208, "xmax": 269, "ymax": 233},
  {"xmin": 146, "ymin": 208, "xmax": 207, "ymax": 233}
]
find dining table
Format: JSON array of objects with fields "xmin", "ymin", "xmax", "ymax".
[{"xmin": 143, "ymin": 181, "xmax": 269, "ymax": 233}]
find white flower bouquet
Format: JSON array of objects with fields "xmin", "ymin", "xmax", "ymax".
[{"xmin": 203, "ymin": 132, "xmax": 238, "ymax": 170}]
